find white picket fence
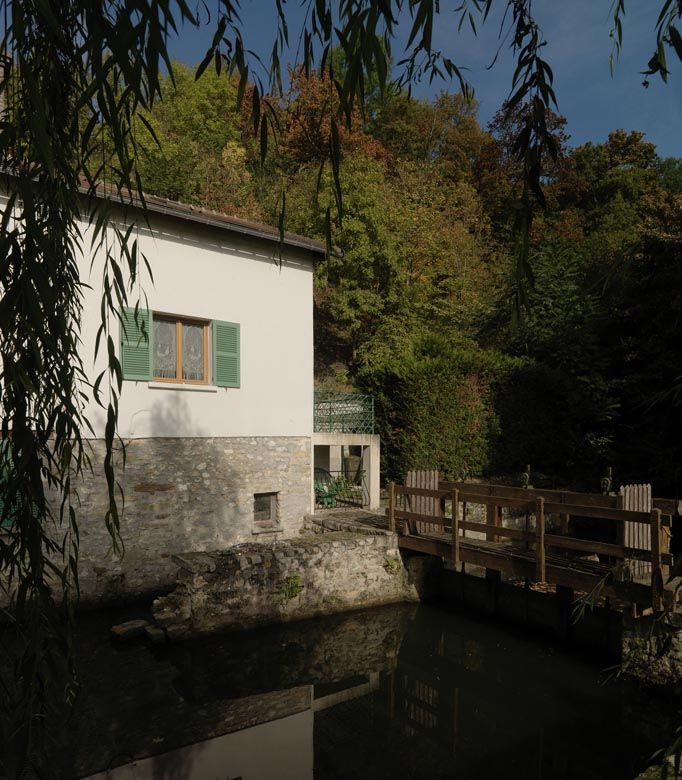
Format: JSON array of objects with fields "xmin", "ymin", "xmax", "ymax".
[{"xmin": 619, "ymin": 483, "xmax": 652, "ymax": 580}]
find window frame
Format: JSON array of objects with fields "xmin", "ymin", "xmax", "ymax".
[
  {"xmin": 253, "ymin": 491, "xmax": 279, "ymax": 530},
  {"xmin": 152, "ymin": 311, "xmax": 210, "ymax": 386}
]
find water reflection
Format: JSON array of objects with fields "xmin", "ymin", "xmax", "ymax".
[{"xmin": 66, "ymin": 603, "xmax": 657, "ymax": 780}]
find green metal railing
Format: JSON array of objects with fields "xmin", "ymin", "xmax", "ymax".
[
  {"xmin": 314, "ymin": 468, "xmax": 369, "ymax": 508},
  {"xmin": 314, "ymin": 391, "xmax": 374, "ymax": 434}
]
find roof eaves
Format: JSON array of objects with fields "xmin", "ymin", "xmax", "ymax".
[{"xmin": 80, "ymin": 182, "xmax": 328, "ymax": 257}]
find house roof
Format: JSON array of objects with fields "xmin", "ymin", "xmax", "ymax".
[{"xmin": 81, "ymin": 181, "xmax": 328, "ymax": 257}]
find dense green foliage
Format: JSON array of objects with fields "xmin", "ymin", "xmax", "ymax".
[{"xmin": 131, "ymin": 64, "xmax": 682, "ymax": 491}]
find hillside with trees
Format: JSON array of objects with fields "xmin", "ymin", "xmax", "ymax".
[{"xmin": 130, "ymin": 62, "xmax": 682, "ymax": 493}]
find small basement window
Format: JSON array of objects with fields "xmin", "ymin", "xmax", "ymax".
[{"xmin": 253, "ymin": 492, "xmax": 279, "ymax": 531}]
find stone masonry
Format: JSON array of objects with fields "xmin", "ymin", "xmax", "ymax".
[
  {"xmin": 75, "ymin": 436, "xmax": 311, "ymax": 604},
  {"xmin": 151, "ymin": 522, "xmax": 424, "ymax": 638},
  {"xmin": 622, "ymin": 611, "xmax": 682, "ymax": 686}
]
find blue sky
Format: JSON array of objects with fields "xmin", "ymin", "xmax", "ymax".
[{"xmin": 168, "ymin": 1, "xmax": 681, "ymax": 158}]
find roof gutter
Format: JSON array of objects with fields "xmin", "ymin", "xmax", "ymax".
[
  {"xmin": 130, "ymin": 196, "xmax": 327, "ymax": 256},
  {"xmin": 78, "ymin": 183, "xmax": 329, "ymax": 257}
]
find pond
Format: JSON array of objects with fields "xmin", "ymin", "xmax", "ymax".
[{"xmin": 62, "ymin": 602, "xmax": 663, "ymax": 780}]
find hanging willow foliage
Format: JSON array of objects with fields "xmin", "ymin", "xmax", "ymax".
[{"xmin": 0, "ymin": 1, "xmax": 679, "ymax": 776}]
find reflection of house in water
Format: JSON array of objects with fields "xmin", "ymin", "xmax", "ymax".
[
  {"xmin": 85, "ymin": 675, "xmax": 384, "ymax": 780},
  {"xmin": 67, "ymin": 603, "xmax": 658, "ymax": 780},
  {"xmin": 85, "ymin": 693, "xmax": 314, "ymax": 780},
  {"xmin": 67, "ymin": 606, "xmax": 410, "ymax": 780}
]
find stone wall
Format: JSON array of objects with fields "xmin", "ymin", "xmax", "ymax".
[
  {"xmin": 622, "ymin": 612, "xmax": 682, "ymax": 686},
  {"xmin": 152, "ymin": 525, "xmax": 424, "ymax": 637},
  {"xmin": 75, "ymin": 436, "xmax": 311, "ymax": 604}
]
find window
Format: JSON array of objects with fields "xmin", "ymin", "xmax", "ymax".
[
  {"xmin": 153, "ymin": 315, "xmax": 209, "ymax": 384},
  {"xmin": 253, "ymin": 492, "xmax": 279, "ymax": 530},
  {"xmin": 119, "ymin": 307, "xmax": 240, "ymax": 388}
]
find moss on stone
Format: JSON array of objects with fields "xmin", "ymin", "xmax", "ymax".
[
  {"xmin": 383, "ymin": 557, "xmax": 401, "ymax": 575},
  {"xmin": 277, "ymin": 572, "xmax": 303, "ymax": 603}
]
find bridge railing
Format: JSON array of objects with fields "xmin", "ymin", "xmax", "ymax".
[{"xmin": 386, "ymin": 480, "xmax": 674, "ymax": 611}]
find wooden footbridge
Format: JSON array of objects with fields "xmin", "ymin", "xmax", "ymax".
[{"xmin": 387, "ymin": 476, "xmax": 677, "ymax": 612}]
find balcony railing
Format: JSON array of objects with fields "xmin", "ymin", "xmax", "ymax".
[{"xmin": 314, "ymin": 391, "xmax": 374, "ymax": 434}]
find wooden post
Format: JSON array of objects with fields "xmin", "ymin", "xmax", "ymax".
[
  {"xmin": 388, "ymin": 481, "xmax": 396, "ymax": 533},
  {"xmin": 536, "ymin": 497, "xmax": 546, "ymax": 582},
  {"xmin": 451, "ymin": 489, "xmax": 459, "ymax": 565},
  {"xmin": 662, "ymin": 514, "xmax": 672, "ymax": 582},
  {"xmin": 651, "ymin": 508, "xmax": 663, "ymax": 611},
  {"xmin": 486, "ymin": 503, "xmax": 496, "ymax": 542}
]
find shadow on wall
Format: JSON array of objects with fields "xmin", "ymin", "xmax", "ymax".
[
  {"xmin": 119, "ymin": 389, "xmax": 246, "ymax": 557},
  {"xmin": 147, "ymin": 387, "xmax": 207, "ymax": 439},
  {"xmin": 75, "ymin": 390, "xmax": 248, "ymax": 604}
]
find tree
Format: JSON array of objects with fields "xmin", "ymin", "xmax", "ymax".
[
  {"xmin": 132, "ymin": 63, "xmax": 262, "ymax": 218},
  {"xmin": 373, "ymin": 91, "xmax": 487, "ymax": 181},
  {"xmin": 490, "ymin": 131, "xmax": 682, "ymax": 485}
]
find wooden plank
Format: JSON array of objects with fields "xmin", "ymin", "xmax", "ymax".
[
  {"xmin": 388, "ymin": 481, "xmax": 396, "ymax": 533},
  {"xmin": 451, "ymin": 489, "xmax": 459, "ymax": 565},
  {"xmin": 662, "ymin": 515, "xmax": 672, "ymax": 580},
  {"xmin": 441, "ymin": 481, "xmax": 620, "ymax": 508},
  {"xmin": 544, "ymin": 534, "xmax": 672, "ymax": 564},
  {"xmin": 545, "ymin": 534, "xmax": 625, "ymax": 557},
  {"xmin": 486, "ymin": 503, "xmax": 496, "ymax": 542},
  {"xmin": 442, "ymin": 482, "xmax": 681, "ymax": 516},
  {"xmin": 394, "ymin": 508, "xmax": 448, "ymax": 527},
  {"xmin": 536, "ymin": 497, "xmax": 546, "ymax": 582},
  {"xmin": 399, "ymin": 481, "xmax": 659, "ymax": 523},
  {"xmin": 399, "ymin": 534, "xmax": 451, "ymax": 558},
  {"xmin": 651, "ymin": 508, "xmax": 663, "ymax": 611},
  {"xmin": 398, "ymin": 534, "xmax": 655, "ymax": 606},
  {"xmin": 542, "ymin": 502, "xmax": 651, "ymax": 524},
  {"xmin": 395, "ymin": 485, "xmax": 449, "ymax": 499},
  {"xmin": 621, "ymin": 483, "xmax": 653, "ymax": 581},
  {"xmin": 456, "ymin": 493, "xmax": 536, "ymax": 510},
  {"xmin": 461, "ymin": 520, "xmax": 532, "ymax": 542},
  {"xmin": 406, "ymin": 469, "xmax": 440, "ymax": 536}
]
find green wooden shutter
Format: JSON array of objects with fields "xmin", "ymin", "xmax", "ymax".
[
  {"xmin": 120, "ymin": 307, "xmax": 152, "ymax": 381},
  {"xmin": 213, "ymin": 320, "xmax": 240, "ymax": 388}
]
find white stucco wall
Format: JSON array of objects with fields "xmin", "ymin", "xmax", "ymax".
[
  {"xmin": 85, "ymin": 706, "xmax": 314, "ymax": 780},
  {"xmin": 77, "ymin": 206, "xmax": 315, "ymax": 439}
]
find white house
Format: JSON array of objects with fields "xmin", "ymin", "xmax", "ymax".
[
  {"xmin": 2, "ymin": 185, "xmax": 381, "ymax": 602},
  {"xmin": 72, "ymin": 189, "xmax": 328, "ymax": 600}
]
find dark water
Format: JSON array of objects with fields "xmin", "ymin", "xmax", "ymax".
[{"xmin": 62, "ymin": 602, "xmax": 666, "ymax": 780}]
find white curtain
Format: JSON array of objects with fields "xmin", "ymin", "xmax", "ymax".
[
  {"xmin": 182, "ymin": 323, "xmax": 204, "ymax": 380},
  {"xmin": 153, "ymin": 319, "xmax": 176, "ymax": 378}
]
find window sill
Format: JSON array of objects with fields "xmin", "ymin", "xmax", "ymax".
[
  {"xmin": 252, "ymin": 525, "xmax": 282, "ymax": 535},
  {"xmin": 148, "ymin": 381, "xmax": 218, "ymax": 393}
]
